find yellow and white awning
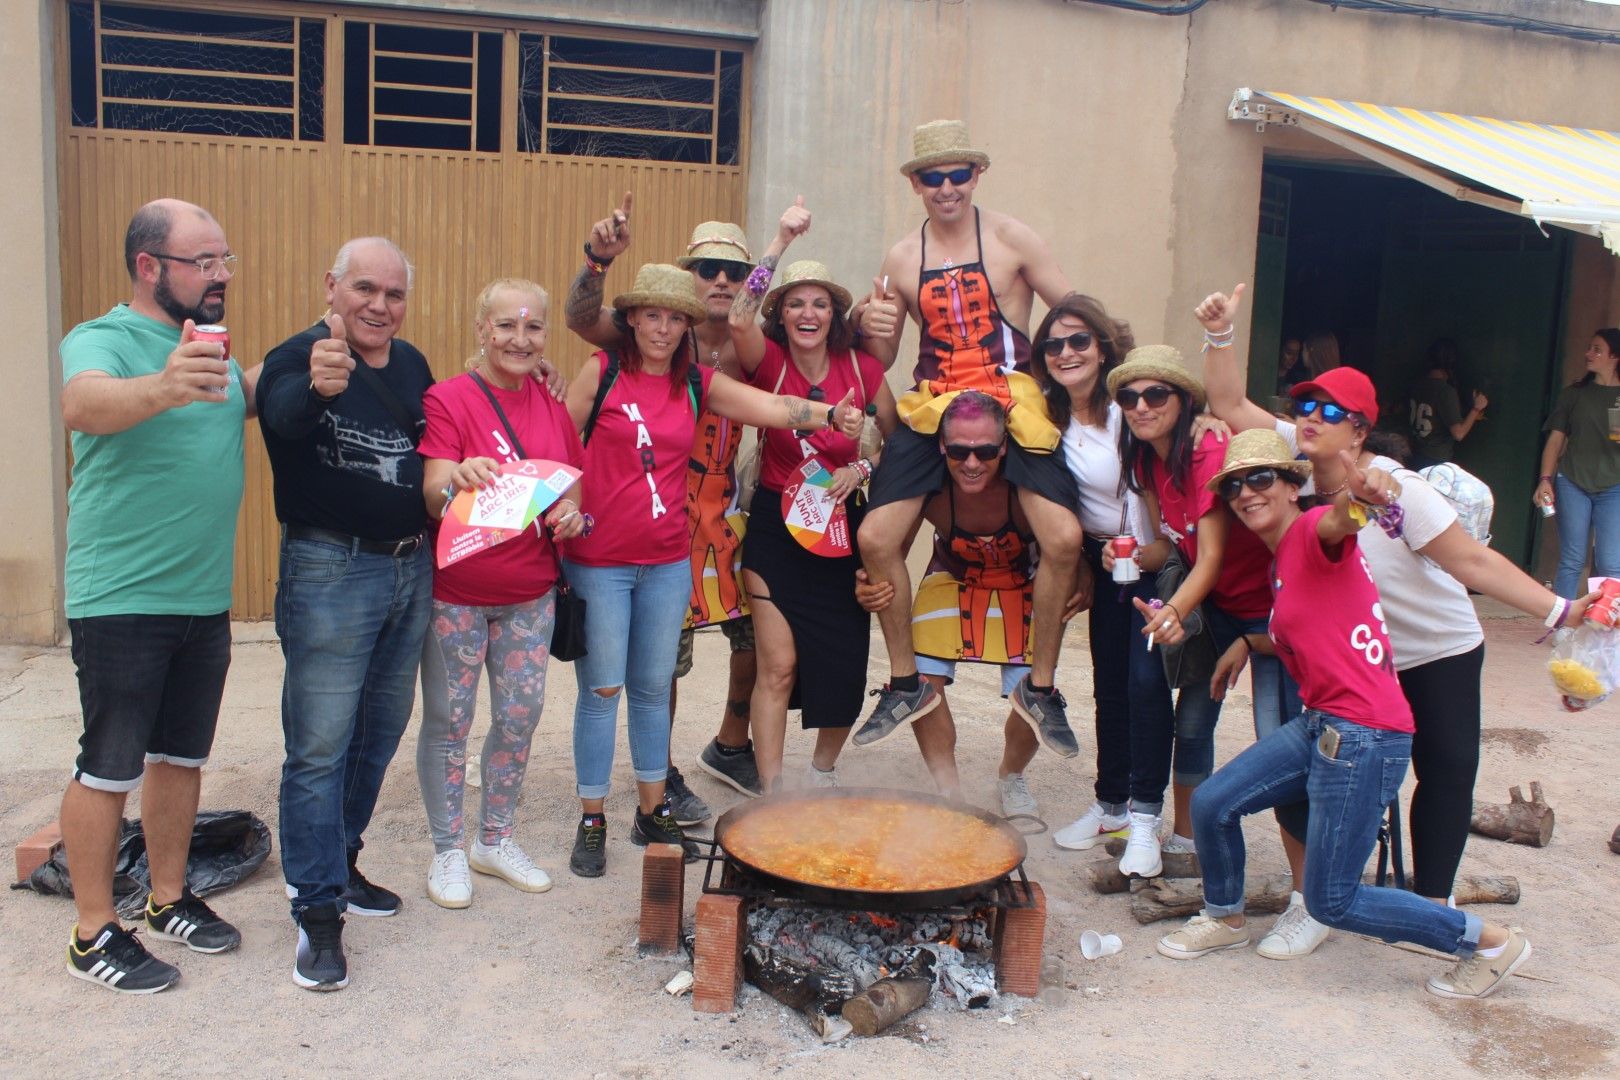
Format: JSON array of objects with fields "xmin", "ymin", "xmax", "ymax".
[{"xmin": 1229, "ymin": 88, "xmax": 1620, "ymax": 253}]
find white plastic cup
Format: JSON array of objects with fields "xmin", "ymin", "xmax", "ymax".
[{"xmin": 1080, "ymin": 930, "xmax": 1122, "ymax": 960}]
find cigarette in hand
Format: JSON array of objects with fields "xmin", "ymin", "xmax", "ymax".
[{"xmin": 1147, "ymin": 629, "xmax": 1157, "ymax": 653}]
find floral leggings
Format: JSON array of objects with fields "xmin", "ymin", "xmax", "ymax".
[{"xmin": 416, "ymin": 592, "xmax": 554, "ymax": 852}]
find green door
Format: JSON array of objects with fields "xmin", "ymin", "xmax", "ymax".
[{"xmin": 1246, "ymin": 174, "xmax": 1290, "ymax": 402}]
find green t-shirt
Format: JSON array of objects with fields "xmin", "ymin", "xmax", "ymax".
[
  {"xmin": 1409, "ymin": 376, "xmax": 1463, "ymax": 462},
  {"xmin": 62, "ymin": 304, "xmax": 246, "ymax": 618},
  {"xmin": 1545, "ymin": 380, "xmax": 1620, "ymax": 494}
]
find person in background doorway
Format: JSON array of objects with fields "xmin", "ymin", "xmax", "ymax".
[
  {"xmin": 1408, "ymin": 338, "xmax": 1487, "ymax": 468},
  {"xmin": 1535, "ymin": 328, "xmax": 1620, "ymax": 599},
  {"xmin": 1302, "ymin": 331, "xmax": 1342, "ymax": 379},
  {"xmin": 1275, "ymin": 336, "xmax": 1307, "ymax": 395}
]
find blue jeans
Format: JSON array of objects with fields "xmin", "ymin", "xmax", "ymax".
[
  {"xmin": 1193, "ymin": 709, "xmax": 1483, "ymax": 956},
  {"xmin": 275, "ymin": 536, "xmax": 431, "ymax": 913},
  {"xmin": 1554, "ymin": 474, "xmax": 1620, "ymax": 600},
  {"xmin": 1169, "ymin": 607, "xmax": 1301, "ymax": 788},
  {"xmin": 563, "ymin": 558, "xmax": 690, "ymax": 799}
]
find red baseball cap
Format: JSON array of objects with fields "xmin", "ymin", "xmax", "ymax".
[{"xmin": 1290, "ymin": 367, "xmax": 1379, "ymax": 425}]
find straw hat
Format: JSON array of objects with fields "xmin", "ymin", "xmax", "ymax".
[
  {"xmin": 1205, "ymin": 428, "xmax": 1313, "ymax": 493},
  {"xmin": 1105, "ymin": 344, "xmax": 1207, "ymax": 410},
  {"xmin": 612, "ymin": 263, "xmax": 707, "ymax": 322},
  {"xmin": 761, "ymin": 260, "xmax": 854, "ymax": 322},
  {"xmin": 675, "ymin": 221, "xmax": 753, "ymax": 268},
  {"xmin": 900, "ymin": 119, "xmax": 991, "ymax": 177}
]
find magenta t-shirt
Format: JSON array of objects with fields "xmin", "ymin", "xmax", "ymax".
[
  {"xmin": 745, "ymin": 340, "xmax": 885, "ymax": 492},
  {"xmin": 1142, "ymin": 430, "xmax": 1273, "ymax": 620},
  {"xmin": 568, "ymin": 351, "xmax": 716, "ymax": 567},
  {"xmin": 419, "ymin": 373, "xmax": 583, "ymax": 606},
  {"xmin": 1268, "ymin": 506, "xmax": 1414, "ymax": 733}
]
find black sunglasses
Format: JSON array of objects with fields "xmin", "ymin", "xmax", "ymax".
[
  {"xmin": 693, "ymin": 259, "xmax": 751, "ymax": 282},
  {"xmin": 1292, "ymin": 398, "xmax": 1356, "ymax": 425},
  {"xmin": 1114, "ymin": 385, "xmax": 1176, "ymax": 410},
  {"xmin": 1217, "ymin": 467, "xmax": 1283, "ymax": 502},
  {"xmin": 916, "ymin": 166, "xmax": 976, "ymax": 189},
  {"xmin": 1038, "ymin": 331, "xmax": 1095, "ymax": 358},
  {"xmin": 943, "ymin": 442, "xmax": 1003, "ymax": 463}
]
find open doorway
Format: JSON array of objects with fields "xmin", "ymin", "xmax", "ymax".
[{"xmin": 1246, "ymin": 159, "xmax": 1569, "ymax": 568}]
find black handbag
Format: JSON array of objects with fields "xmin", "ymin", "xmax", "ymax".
[
  {"xmin": 469, "ymin": 371, "xmax": 587, "ymax": 661},
  {"xmin": 1153, "ymin": 546, "xmax": 1219, "ymax": 690}
]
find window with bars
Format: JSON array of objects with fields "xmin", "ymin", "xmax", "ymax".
[
  {"xmin": 341, "ymin": 21, "xmax": 503, "ymax": 153},
  {"xmin": 67, "ymin": 1, "xmax": 323, "ymax": 140}
]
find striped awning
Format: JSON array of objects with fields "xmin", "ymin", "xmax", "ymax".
[{"xmin": 1229, "ymin": 88, "xmax": 1620, "ymax": 253}]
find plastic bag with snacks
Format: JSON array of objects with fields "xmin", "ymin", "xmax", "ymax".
[{"xmin": 1549, "ymin": 578, "xmax": 1620, "ymax": 711}]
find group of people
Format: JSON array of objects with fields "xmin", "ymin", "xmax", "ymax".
[{"xmin": 55, "ymin": 119, "xmax": 1611, "ymax": 1004}]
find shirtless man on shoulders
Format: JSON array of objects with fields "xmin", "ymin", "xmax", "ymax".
[{"xmin": 852, "ymin": 120, "xmax": 1084, "ymax": 759}]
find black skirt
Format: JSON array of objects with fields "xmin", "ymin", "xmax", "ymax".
[{"xmin": 743, "ymin": 485, "xmax": 870, "ymax": 728}]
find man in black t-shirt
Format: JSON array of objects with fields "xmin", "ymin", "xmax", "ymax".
[{"xmin": 257, "ymin": 236, "xmax": 434, "ymax": 992}]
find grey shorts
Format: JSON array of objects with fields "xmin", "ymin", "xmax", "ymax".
[{"xmin": 674, "ymin": 616, "xmax": 755, "ymax": 678}]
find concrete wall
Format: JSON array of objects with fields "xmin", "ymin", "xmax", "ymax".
[{"xmin": 0, "ymin": 0, "xmax": 64, "ymax": 645}]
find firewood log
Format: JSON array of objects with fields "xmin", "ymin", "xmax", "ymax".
[
  {"xmin": 1470, "ymin": 782, "xmax": 1554, "ymax": 847},
  {"xmin": 1128, "ymin": 873, "xmax": 1520, "ymax": 924},
  {"xmin": 1610, "ymin": 823, "xmax": 1620, "ymax": 856},
  {"xmin": 1103, "ymin": 837, "xmax": 1202, "ymax": 878},
  {"xmin": 841, "ymin": 967, "xmax": 932, "ymax": 1037}
]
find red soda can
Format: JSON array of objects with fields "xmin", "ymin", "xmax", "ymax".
[
  {"xmin": 1586, "ymin": 578, "xmax": 1620, "ymax": 630},
  {"xmin": 1110, "ymin": 535, "xmax": 1140, "ymax": 583},
  {"xmin": 193, "ymin": 323, "xmax": 231, "ymax": 362}
]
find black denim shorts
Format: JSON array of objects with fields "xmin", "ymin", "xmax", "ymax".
[
  {"xmin": 867, "ymin": 423, "xmax": 1081, "ymax": 514},
  {"xmin": 69, "ymin": 612, "xmax": 231, "ymax": 792}
]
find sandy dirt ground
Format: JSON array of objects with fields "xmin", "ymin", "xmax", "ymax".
[{"xmin": 2, "ymin": 599, "xmax": 1617, "ymax": 1079}]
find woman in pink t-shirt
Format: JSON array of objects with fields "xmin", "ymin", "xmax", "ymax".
[
  {"xmin": 417, "ymin": 278, "xmax": 586, "ymax": 909},
  {"xmin": 559, "ymin": 264, "xmax": 863, "ymax": 877},
  {"xmin": 1155, "ymin": 430, "xmax": 1531, "ymax": 1000}
]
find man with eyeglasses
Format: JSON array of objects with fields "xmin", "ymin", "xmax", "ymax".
[
  {"xmin": 852, "ymin": 120, "xmax": 1083, "ymax": 756},
  {"xmin": 257, "ymin": 236, "xmax": 435, "ymax": 991},
  {"xmin": 564, "ymin": 195, "xmax": 784, "ymax": 813},
  {"xmin": 58, "ymin": 198, "xmax": 254, "ymax": 993}
]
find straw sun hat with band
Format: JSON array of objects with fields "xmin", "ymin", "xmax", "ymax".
[
  {"xmin": 612, "ymin": 263, "xmax": 707, "ymax": 322},
  {"xmin": 674, "ymin": 222, "xmax": 754, "ymax": 269},
  {"xmin": 900, "ymin": 119, "xmax": 992, "ymax": 177},
  {"xmin": 1105, "ymin": 343, "xmax": 1208, "ymax": 410},
  {"xmin": 761, "ymin": 260, "xmax": 853, "ymax": 322},
  {"xmin": 1205, "ymin": 428, "xmax": 1313, "ymax": 494}
]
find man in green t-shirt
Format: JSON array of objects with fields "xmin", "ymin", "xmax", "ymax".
[{"xmin": 58, "ymin": 198, "xmax": 258, "ymax": 994}]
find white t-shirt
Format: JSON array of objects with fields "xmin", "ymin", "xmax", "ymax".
[
  {"xmin": 1063, "ymin": 402, "xmax": 1155, "ymax": 542},
  {"xmin": 1274, "ymin": 419, "xmax": 1483, "ymax": 670}
]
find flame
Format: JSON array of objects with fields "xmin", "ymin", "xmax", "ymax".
[
  {"xmin": 947, "ymin": 928, "xmax": 961, "ymax": 949},
  {"xmin": 868, "ymin": 914, "xmax": 899, "ymax": 929}
]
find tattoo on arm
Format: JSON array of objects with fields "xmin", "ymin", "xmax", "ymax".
[
  {"xmin": 785, "ymin": 398, "xmax": 812, "ymax": 426},
  {"xmin": 565, "ymin": 264, "xmax": 606, "ymax": 330}
]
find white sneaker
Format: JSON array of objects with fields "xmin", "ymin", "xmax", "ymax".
[
  {"xmin": 998, "ymin": 774, "xmax": 1039, "ymax": 818},
  {"xmin": 427, "ymin": 849, "xmax": 472, "ymax": 910},
  {"xmin": 1161, "ymin": 833, "xmax": 1197, "ymax": 856},
  {"xmin": 1118, "ymin": 812, "xmax": 1164, "ymax": 878},
  {"xmin": 805, "ymin": 763, "xmax": 840, "ymax": 788},
  {"xmin": 469, "ymin": 838, "xmax": 553, "ymax": 893},
  {"xmin": 1257, "ymin": 893, "xmax": 1330, "ymax": 959},
  {"xmin": 1052, "ymin": 803, "xmax": 1130, "ymax": 850}
]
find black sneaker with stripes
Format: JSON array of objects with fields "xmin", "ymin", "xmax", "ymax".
[
  {"xmin": 145, "ymin": 889, "xmax": 242, "ymax": 954},
  {"xmin": 67, "ymin": 922, "xmax": 180, "ymax": 994}
]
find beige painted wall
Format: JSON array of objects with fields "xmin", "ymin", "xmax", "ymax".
[{"xmin": 0, "ymin": 0, "xmax": 64, "ymax": 646}]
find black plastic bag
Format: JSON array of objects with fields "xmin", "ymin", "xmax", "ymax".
[{"xmin": 19, "ymin": 810, "xmax": 271, "ymax": 918}]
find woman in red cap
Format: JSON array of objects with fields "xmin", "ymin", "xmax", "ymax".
[{"xmin": 1199, "ymin": 284, "xmax": 1594, "ymax": 961}]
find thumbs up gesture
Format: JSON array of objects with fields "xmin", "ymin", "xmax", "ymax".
[
  {"xmin": 1194, "ymin": 283, "xmax": 1246, "ymax": 336},
  {"xmin": 309, "ymin": 312, "xmax": 355, "ymax": 400},
  {"xmin": 860, "ymin": 276, "xmax": 900, "ymax": 339},
  {"xmin": 776, "ymin": 195, "xmax": 812, "ymax": 246},
  {"xmin": 831, "ymin": 387, "xmax": 863, "ymax": 439}
]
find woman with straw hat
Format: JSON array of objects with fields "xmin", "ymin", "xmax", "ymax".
[
  {"xmin": 1156, "ymin": 430, "xmax": 1533, "ymax": 1001},
  {"xmin": 726, "ymin": 211, "xmax": 899, "ymax": 792},
  {"xmin": 1101, "ymin": 344, "xmax": 1302, "ymax": 881},
  {"xmin": 559, "ymin": 263, "xmax": 863, "ymax": 877}
]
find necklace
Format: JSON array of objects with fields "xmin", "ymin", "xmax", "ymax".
[{"xmin": 1317, "ymin": 478, "xmax": 1349, "ymax": 498}]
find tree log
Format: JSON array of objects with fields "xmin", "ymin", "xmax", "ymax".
[
  {"xmin": 841, "ymin": 975, "xmax": 931, "ymax": 1037},
  {"xmin": 1103, "ymin": 837, "xmax": 1202, "ymax": 878},
  {"xmin": 1470, "ymin": 782, "xmax": 1554, "ymax": 847},
  {"xmin": 1128, "ymin": 873, "xmax": 1520, "ymax": 924},
  {"xmin": 1610, "ymin": 823, "xmax": 1620, "ymax": 855}
]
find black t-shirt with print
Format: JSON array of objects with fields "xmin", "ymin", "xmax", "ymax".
[{"xmin": 258, "ymin": 322, "xmax": 435, "ymax": 540}]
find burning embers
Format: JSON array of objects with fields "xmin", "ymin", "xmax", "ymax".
[{"xmin": 731, "ymin": 906, "xmax": 1004, "ymax": 1040}]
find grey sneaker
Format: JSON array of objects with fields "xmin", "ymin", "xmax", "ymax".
[
  {"xmin": 998, "ymin": 774, "xmax": 1039, "ymax": 818},
  {"xmin": 852, "ymin": 681, "xmax": 942, "ymax": 746},
  {"xmin": 1427, "ymin": 930, "xmax": 1532, "ymax": 999},
  {"xmin": 664, "ymin": 765, "xmax": 711, "ymax": 825},
  {"xmin": 1010, "ymin": 677, "xmax": 1080, "ymax": 758},
  {"xmin": 697, "ymin": 737, "xmax": 762, "ymax": 797}
]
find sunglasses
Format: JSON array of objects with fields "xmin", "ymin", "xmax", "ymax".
[
  {"xmin": 1217, "ymin": 467, "xmax": 1283, "ymax": 502},
  {"xmin": 693, "ymin": 259, "xmax": 751, "ymax": 282},
  {"xmin": 916, "ymin": 166, "xmax": 976, "ymax": 189},
  {"xmin": 943, "ymin": 442, "xmax": 1003, "ymax": 463},
  {"xmin": 1292, "ymin": 398, "xmax": 1357, "ymax": 425},
  {"xmin": 1038, "ymin": 331, "xmax": 1095, "ymax": 358},
  {"xmin": 1114, "ymin": 385, "xmax": 1175, "ymax": 410}
]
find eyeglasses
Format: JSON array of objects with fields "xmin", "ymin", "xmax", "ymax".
[
  {"xmin": 1114, "ymin": 385, "xmax": 1175, "ymax": 410},
  {"xmin": 943, "ymin": 442, "xmax": 1003, "ymax": 463},
  {"xmin": 693, "ymin": 259, "xmax": 751, "ymax": 283},
  {"xmin": 916, "ymin": 167, "xmax": 976, "ymax": 189},
  {"xmin": 1293, "ymin": 398, "xmax": 1356, "ymax": 425},
  {"xmin": 1038, "ymin": 331, "xmax": 1095, "ymax": 357},
  {"xmin": 1217, "ymin": 467, "xmax": 1282, "ymax": 502},
  {"xmin": 148, "ymin": 252, "xmax": 238, "ymax": 279}
]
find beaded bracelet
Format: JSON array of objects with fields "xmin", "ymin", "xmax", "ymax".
[{"xmin": 745, "ymin": 264, "xmax": 775, "ymax": 296}]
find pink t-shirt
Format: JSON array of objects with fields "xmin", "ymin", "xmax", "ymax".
[
  {"xmin": 1268, "ymin": 506, "xmax": 1414, "ymax": 733},
  {"xmin": 1143, "ymin": 430, "xmax": 1273, "ymax": 620},
  {"xmin": 419, "ymin": 373, "xmax": 583, "ymax": 606},
  {"xmin": 745, "ymin": 340, "xmax": 885, "ymax": 492},
  {"xmin": 568, "ymin": 351, "xmax": 716, "ymax": 567}
]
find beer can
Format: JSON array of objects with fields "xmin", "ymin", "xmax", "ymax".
[
  {"xmin": 1110, "ymin": 535, "xmax": 1140, "ymax": 584},
  {"xmin": 193, "ymin": 324, "xmax": 231, "ymax": 362},
  {"xmin": 1540, "ymin": 501, "xmax": 1556, "ymax": 519}
]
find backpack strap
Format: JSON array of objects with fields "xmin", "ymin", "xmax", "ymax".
[
  {"xmin": 687, "ymin": 358, "xmax": 704, "ymax": 416},
  {"xmin": 581, "ymin": 350, "xmax": 621, "ymax": 446}
]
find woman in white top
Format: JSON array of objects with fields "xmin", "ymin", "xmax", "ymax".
[{"xmin": 1199, "ymin": 284, "xmax": 1595, "ymax": 957}]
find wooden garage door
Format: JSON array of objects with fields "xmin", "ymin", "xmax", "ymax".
[{"xmin": 57, "ymin": 1, "xmax": 750, "ymax": 618}]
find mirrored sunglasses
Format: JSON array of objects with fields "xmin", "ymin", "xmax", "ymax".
[
  {"xmin": 916, "ymin": 166, "xmax": 976, "ymax": 189},
  {"xmin": 1293, "ymin": 398, "xmax": 1355, "ymax": 425}
]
